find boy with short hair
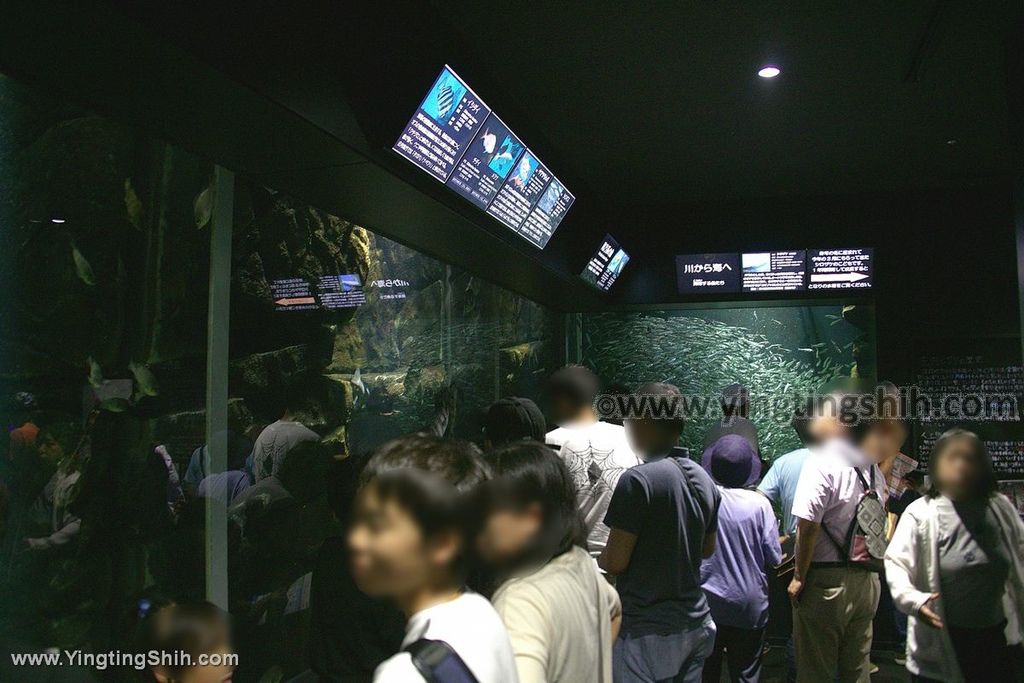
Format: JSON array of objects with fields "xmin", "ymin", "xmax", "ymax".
[{"xmin": 349, "ymin": 434, "xmax": 518, "ymax": 683}]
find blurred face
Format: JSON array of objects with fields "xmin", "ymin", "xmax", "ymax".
[
  {"xmin": 348, "ymin": 483, "xmax": 457, "ymax": 598},
  {"xmin": 155, "ymin": 638, "xmax": 234, "ymax": 683},
  {"xmin": 36, "ymin": 433, "xmax": 64, "ymax": 465},
  {"xmin": 625, "ymin": 419, "xmax": 676, "ymax": 460},
  {"xmin": 860, "ymin": 421, "xmax": 907, "ymax": 464},
  {"xmin": 808, "ymin": 402, "xmax": 842, "ymax": 445},
  {"xmin": 477, "ymin": 503, "xmax": 541, "ymax": 566},
  {"xmin": 933, "ymin": 437, "xmax": 985, "ymax": 501}
]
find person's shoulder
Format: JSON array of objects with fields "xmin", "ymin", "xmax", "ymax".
[
  {"xmin": 777, "ymin": 447, "xmax": 811, "ymax": 466},
  {"xmin": 730, "ymin": 486, "xmax": 772, "ymax": 508},
  {"xmin": 902, "ymin": 495, "xmax": 933, "ymax": 519},
  {"xmin": 990, "ymin": 492, "xmax": 1021, "ymax": 519},
  {"xmin": 456, "ymin": 591, "xmax": 504, "ymax": 617},
  {"xmin": 373, "ymin": 652, "xmax": 419, "ymax": 683}
]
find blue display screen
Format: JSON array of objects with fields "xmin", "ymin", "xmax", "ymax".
[{"xmin": 394, "ymin": 65, "xmax": 574, "ymax": 249}]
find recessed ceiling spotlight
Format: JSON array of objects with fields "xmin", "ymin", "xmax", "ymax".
[
  {"xmin": 50, "ymin": 217, "xmax": 66, "ymax": 224},
  {"xmin": 758, "ymin": 65, "xmax": 781, "ymax": 79}
]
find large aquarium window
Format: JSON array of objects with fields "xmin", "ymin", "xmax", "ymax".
[
  {"xmin": 578, "ymin": 304, "xmax": 876, "ymax": 460},
  {"xmin": 0, "ymin": 72, "xmax": 216, "ymax": 660},
  {"xmin": 0, "ymin": 68, "xmax": 563, "ymax": 681},
  {"xmin": 223, "ymin": 183, "xmax": 562, "ymax": 680}
]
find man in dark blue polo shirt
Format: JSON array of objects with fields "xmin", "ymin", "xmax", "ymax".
[{"xmin": 600, "ymin": 382, "xmax": 721, "ymax": 683}]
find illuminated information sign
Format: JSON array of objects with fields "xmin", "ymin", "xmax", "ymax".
[
  {"xmin": 581, "ymin": 234, "xmax": 630, "ymax": 291},
  {"xmin": 394, "ymin": 65, "xmax": 574, "ymax": 249},
  {"xmin": 676, "ymin": 249, "xmax": 873, "ymax": 295}
]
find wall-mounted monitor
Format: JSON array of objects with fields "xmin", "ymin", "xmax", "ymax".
[
  {"xmin": 676, "ymin": 248, "xmax": 873, "ymax": 295},
  {"xmin": 742, "ymin": 250, "xmax": 806, "ymax": 292},
  {"xmin": 675, "ymin": 253, "xmax": 742, "ymax": 293},
  {"xmin": 581, "ymin": 234, "xmax": 630, "ymax": 291},
  {"xmin": 807, "ymin": 248, "xmax": 874, "ymax": 290},
  {"xmin": 393, "ymin": 65, "xmax": 575, "ymax": 249}
]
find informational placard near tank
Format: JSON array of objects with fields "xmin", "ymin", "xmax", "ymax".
[
  {"xmin": 272, "ymin": 278, "xmax": 318, "ymax": 311},
  {"xmin": 675, "ymin": 248, "xmax": 873, "ymax": 295},
  {"xmin": 445, "ymin": 113, "xmax": 524, "ymax": 210},
  {"xmin": 394, "ymin": 66, "xmax": 574, "ymax": 248},
  {"xmin": 675, "ymin": 253, "xmax": 741, "ymax": 293},
  {"xmin": 317, "ymin": 274, "xmax": 367, "ymax": 309},
  {"xmin": 581, "ymin": 234, "xmax": 630, "ymax": 291},
  {"xmin": 742, "ymin": 251, "xmax": 806, "ymax": 292},
  {"xmin": 272, "ymin": 274, "xmax": 366, "ymax": 311},
  {"xmin": 393, "ymin": 66, "xmax": 491, "ymax": 182},
  {"xmin": 911, "ymin": 335, "xmax": 1024, "ymax": 479},
  {"xmin": 807, "ymin": 248, "xmax": 873, "ymax": 290}
]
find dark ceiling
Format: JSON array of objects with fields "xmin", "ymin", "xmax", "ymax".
[
  {"xmin": 433, "ymin": 1, "xmax": 1021, "ymax": 204},
  {"xmin": 3, "ymin": 0, "xmax": 1021, "ymax": 312}
]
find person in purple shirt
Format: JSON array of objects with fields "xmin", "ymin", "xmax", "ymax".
[{"xmin": 700, "ymin": 435, "xmax": 782, "ymax": 683}]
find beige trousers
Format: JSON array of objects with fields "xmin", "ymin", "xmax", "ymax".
[{"xmin": 792, "ymin": 567, "xmax": 881, "ymax": 683}]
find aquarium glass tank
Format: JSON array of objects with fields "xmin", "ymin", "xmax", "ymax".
[
  {"xmin": 0, "ymin": 69, "xmax": 562, "ymax": 681},
  {"xmin": 579, "ymin": 304, "xmax": 876, "ymax": 460},
  {"xmin": 223, "ymin": 192, "xmax": 562, "ymax": 677}
]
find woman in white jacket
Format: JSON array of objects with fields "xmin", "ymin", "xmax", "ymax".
[{"xmin": 885, "ymin": 429, "xmax": 1024, "ymax": 682}]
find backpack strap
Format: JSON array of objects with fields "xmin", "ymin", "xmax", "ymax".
[
  {"xmin": 405, "ymin": 639, "xmax": 480, "ymax": 683},
  {"xmin": 815, "ymin": 467, "xmax": 872, "ymax": 567}
]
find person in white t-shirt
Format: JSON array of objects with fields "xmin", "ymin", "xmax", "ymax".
[
  {"xmin": 478, "ymin": 441, "xmax": 621, "ymax": 683},
  {"xmin": 251, "ymin": 396, "xmax": 319, "ymax": 482},
  {"xmin": 348, "ymin": 434, "xmax": 518, "ymax": 683},
  {"xmin": 544, "ymin": 366, "xmax": 639, "ymax": 558}
]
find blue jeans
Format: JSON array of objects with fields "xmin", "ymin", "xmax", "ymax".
[{"xmin": 613, "ymin": 615, "xmax": 716, "ymax": 683}]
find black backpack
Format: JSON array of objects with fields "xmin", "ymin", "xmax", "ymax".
[{"xmin": 405, "ymin": 639, "xmax": 479, "ymax": 683}]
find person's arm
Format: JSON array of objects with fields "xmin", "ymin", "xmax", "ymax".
[
  {"xmin": 494, "ymin": 587, "xmax": 551, "ymax": 683},
  {"xmin": 884, "ymin": 504, "xmax": 942, "ymax": 627},
  {"xmin": 788, "ymin": 456, "xmax": 832, "ymax": 603},
  {"xmin": 701, "ymin": 529, "xmax": 717, "ymax": 559},
  {"xmin": 600, "ymin": 470, "xmax": 647, "ymax": 575},
  {"xmin": 757, "ymin": 463, "xmax": 780, "ymax": 503},
  {"xmin": 788, "ymin": 517, "xmax": 819, "ymax": 604},
  {"xmin": 601, "ymin": 578, "xmax": 623, "ymax": 642},
  {"xmin": 762, "ymin": 502, "xmax": 783, "ymax": 567},
  {"xmin": 600, "ymin": 528, "xmax": 638, "ymax": 575}
]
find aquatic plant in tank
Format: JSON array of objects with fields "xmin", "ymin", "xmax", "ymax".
[{"xmin": 580, "ymin": 305, "xmax": 876, "ymax": 460}]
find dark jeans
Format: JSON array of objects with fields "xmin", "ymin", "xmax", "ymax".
[
  {"xmin": 912, "ymin": 621, "xmax": 1014, "ymax": 683},
  {"xmin": 701, "ymin": 624, "xmax": 766, "ymax": 683}
]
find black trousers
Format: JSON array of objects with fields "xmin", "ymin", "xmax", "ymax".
[
  {"xmin": 701, "ymin": 624, "xmax": 766, "ymax": 683},
  {"xmin": 912, "ymin": 621, "xmax": 1018, "ymax": 683}
]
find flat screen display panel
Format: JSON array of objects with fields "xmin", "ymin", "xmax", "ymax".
[
  {"xmin": 675, "ymin": 253, "xmax": 741, "ymax": 294},
  {"xmin": 394, "ymin": 66, "xmax": 574, "ymax": 249},
  {"xmin": 807, "ymin": 248, "xmax": 874, "ymax": 290},
  {"xmin": 581, "ymin": 234, "xmax": 630, "ymax": 291},
  {"xmin": 741, "ymin": 250, "xmax": 806, "ymax": 292}
]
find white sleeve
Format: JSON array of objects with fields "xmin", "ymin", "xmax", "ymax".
[
  {"xmin": 374, "ymin": 653, "xmax": 424, "ymax": 683},
  {"xmin": 883, "ymin": 505, "xmax": 933, "ymax": 616},
  {"xmin": 791, "ymin": 457, "xmax": 831, "ymax": 524}
]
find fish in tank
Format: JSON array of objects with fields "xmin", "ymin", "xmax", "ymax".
[{"xmin": 579, "ymin": 304, "xmax": 876, "ymax": 460}]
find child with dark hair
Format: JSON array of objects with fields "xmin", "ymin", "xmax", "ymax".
[
  {"xmin": 349, "ymin": 434, "xmax": 517, "ymax": 683},
  {"xmin": 479, "ymin": 441, "xmax": 620, "ymax": 683},
  {"xmin": 133, "ymin": 598, "xmax": 235, "ymax": 683}
]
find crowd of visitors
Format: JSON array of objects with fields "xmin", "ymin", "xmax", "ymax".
[{"xmin": 1, "ymin": 366, "xmax": 1022, "ymax": 683}]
